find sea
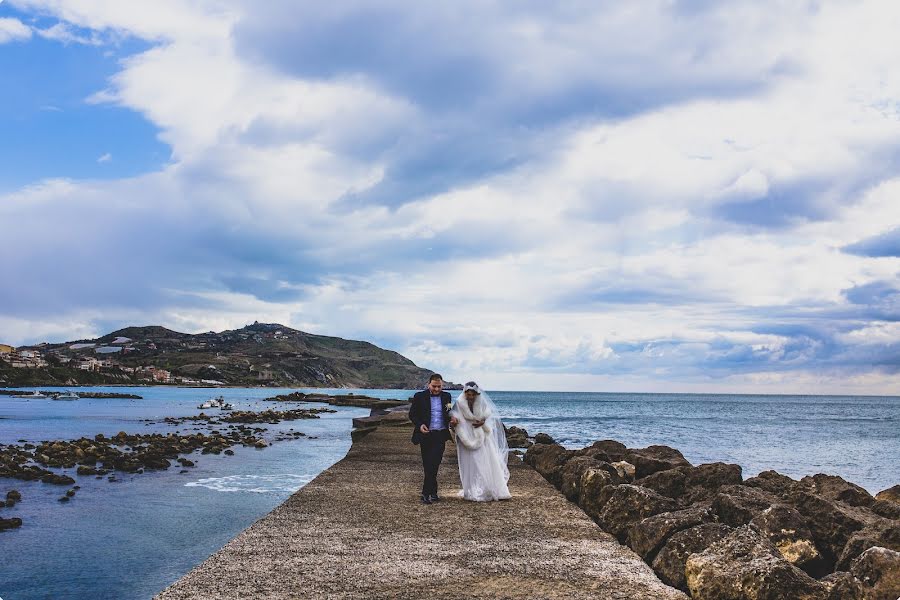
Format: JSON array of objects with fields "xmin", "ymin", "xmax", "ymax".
[{"xmin": 0, "ymin": 386, "xmax": 897, "ymax": 599}]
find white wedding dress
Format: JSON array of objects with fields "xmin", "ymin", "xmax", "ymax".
[{"xmin": 451, "ymin": 387, "xmax": 511, "ymax": 501}]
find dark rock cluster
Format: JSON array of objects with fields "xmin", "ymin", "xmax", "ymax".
[
  {"xmin": 1, "ymin": 429, "xmax": 264, "ymax": 482},
  {"xmin": 76, "ymin": 392, "xmax": 143, "ymax": 399},
  {"xmin": 1, "ymin": 489, "xmax": 24, "ymax": 530},
  {"xmin": 157, "ymin": 406, "xmax": 334, "ymax": 426},
  {"xmin": 263, "ymin": 391, "xmax": 408, "ymax": 410},
  {"xmin": 504, "ymin": 426, "xmax": 531, "ymax": 448},
  {"xmin": 524, "ymin": 434, "xmax": 900, "ymax": 600},
  {"xmin": 1, "ymin": 407, "xmax": 330, "ymax": 485}
]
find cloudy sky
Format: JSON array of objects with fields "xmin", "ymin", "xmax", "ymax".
[{"xmin": 1, "ymin": 1, "xmax": 899, "ymax": 393}]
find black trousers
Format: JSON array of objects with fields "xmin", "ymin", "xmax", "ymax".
[{"xmin": 419, "ymin": 432, "xmax": 447, "ymax": 496}]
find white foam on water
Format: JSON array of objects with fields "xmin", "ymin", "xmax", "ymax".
[{"xmin": 184, "ymin": 473, "xmax": 313, "ymax": 493}]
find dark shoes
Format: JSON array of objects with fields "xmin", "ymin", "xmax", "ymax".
[
  {"xmin": 420, "ymin": 494, "xmax": 432, "ymax": 504},
  {"xmin": 429, "ymin": 494, "xmax": 441, "ymax": 502}
]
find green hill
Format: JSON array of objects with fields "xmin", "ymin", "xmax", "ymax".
[{"xmin": 2, "ymin": 321, "xmax": 452, "ymax": 389}]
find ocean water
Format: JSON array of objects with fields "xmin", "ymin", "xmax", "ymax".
[
  {"xmin": 1, "ymin": 387, "xmax": 898, "ymax": 599},
  {"xmin": 0, "ymin": 386, "xmax": 382, "ymax": 600}
]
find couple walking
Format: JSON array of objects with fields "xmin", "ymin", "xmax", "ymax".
[{"xmin": 409, "ymin": 374, "xmax": 511, "ymax": 504}]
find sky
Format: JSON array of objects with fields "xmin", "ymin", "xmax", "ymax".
[{"xmin": 1, "ymin": 1, "xmax": 899, "ymax": 394}]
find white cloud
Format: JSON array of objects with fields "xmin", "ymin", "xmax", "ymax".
[
  {"xmin": 35, "ymin": 21, "xmax": 103, "ymax": 45},
  {"xmin": 0, "ymin": 17, "xmax": 31, "ymax": 43},
  {"xmin": 97, "ymin": 152, "xmax": 111, "ymax": 163}
]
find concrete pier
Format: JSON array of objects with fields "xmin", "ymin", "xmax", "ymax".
[{"xmin": 155, "ymin": 418, "xmax": 687, "ymax": 599}]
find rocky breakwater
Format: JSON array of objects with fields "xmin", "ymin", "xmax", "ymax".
[
  {"xmin": 263, "ymin": 390, "xmax": 409, "ymax": 410},
  {"xmin": 521, "ymin": 431, "xmax": 899, "ymax": 600}
]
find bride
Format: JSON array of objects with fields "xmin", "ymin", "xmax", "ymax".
[{"xmin": 451, "ymin": 381, "xmax": 511, "ymax": 501}]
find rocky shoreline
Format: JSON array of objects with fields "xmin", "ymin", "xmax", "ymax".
[
  {"xmin": 0, "ymin": 404, "xmax": 335, "ymax": 530},
  {"xmin": 520, "ymin": 429, "xmax": 899, "ymax": 600},
  {"xmin": 0, "ymin": 389, "xmax": 142, "ymax": 398}
]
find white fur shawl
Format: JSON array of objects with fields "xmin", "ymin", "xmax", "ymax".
[{"xmin": 452, "ymin": 396, "xmax": 493, "ymax": 450}]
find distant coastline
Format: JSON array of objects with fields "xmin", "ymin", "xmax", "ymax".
[{"xmin": 1, "ymin": 321, "xmax": 462, "ymax": 390}]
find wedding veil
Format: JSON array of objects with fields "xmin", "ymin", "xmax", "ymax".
[{"xmin": 455, "ymin": 382, "xmax": 510, "ymax": 480}]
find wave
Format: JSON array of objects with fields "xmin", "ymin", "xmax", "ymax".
[{"xmin": 184, "ymin": 473, "xmax": 313, "ymax": 493}]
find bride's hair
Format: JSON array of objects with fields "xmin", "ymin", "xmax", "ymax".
[{"xmin": 463, "ymin": 381, "xmax": 480, "ymax": 394}]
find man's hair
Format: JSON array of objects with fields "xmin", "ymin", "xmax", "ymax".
[{"xmin": 428, "ymin": 373, "xmax": 443, "ymax": 383}]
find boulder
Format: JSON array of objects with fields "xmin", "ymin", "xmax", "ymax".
[
  {"xmin": 624, "ymin": 445, "xmax": 692, "ymax": 479},
  {"xmin": 523, "ymin": 442, "xmax": 573, "ymax": 487},
  {"xmin": 636, "ymin": 468, "xmax": 687, "ymax": 500},
  {"xmin": 711, "ymin": 485, "xmax": 778, "ymax": 527},
  {"xmin": 40, "ymin": 473, "xmax": 76, "ymax": 486},
  {"xmin": 685, "ymin": 525, "xmax": 828, "ymax": 600},
  {"xmin": 611, "ymin": 460, "xmax": 636, "ymax": 482},
  {"xmin": 871, "ymin": 499, "xmax": 900, "ymax": 520},
  {"xmin": 682, "ymin": 462, "xmax": 744, "ymax": 503},
  {"xmin": 819, "ymin": 572, "xmax": 865, "ymax": 600},
  {"xmin": 583, "ymin": 439, "xmax": 628, "ymax": 462},
  {"xmin": 628, "ymin": 506, "xmax": 715, "ymax": 561},
  {"xmin": 652, "ymin": 523, "xmax": 733, "ymax": 592},
  {"xmin": 532, "ymin": 432, "xmax": 556, "ymax": 445},
  {"xmin": 744, "ymin": 470, "xmax": 800, "ymax": 497},
  {"xmin": 784, "ymin": 489, "xmax": 866, "ymax": 569},
  {"xmin": 836, "ymin": 524, "xmax": 900, "ymax": 571},
  {"xmin": 559, "ymin": 457, "xmax": 618, "ymax": 502},
  {"xmin": 800, "ymin": 474, "xmax": 874, "ymax": 508},
  {"xmin": 577, "ymin": 467, "xmax": 621, "ymax": 520},
  {"xmin": 597, "ymin": 484, "xmax": 678, "ymax": 543},
  {"xmin": 849, "ymin": 546, "xmax": 900, "ymax": 600},
  {"xmin": 749, "ymin": 504, "xmax": 824, "ymax": 576},
  {"xmin": 76, "ymin": 465, "xmax": 98, "ymax": 476},
  {"xmin": 504, "ymin": 426, "xmax": 530, "ymax": 448},
  {"xmin": 0, "ymin": 516, "xmax": 23, "ymax": 530},
  {"xmin": 874, "ymin": 485, "xmax": 900, "ymax": 504},
  {"xmin": 6, "ymin": 490, "xmax": 22, "ymax": 502}
]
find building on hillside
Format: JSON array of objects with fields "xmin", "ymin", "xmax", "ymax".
[
  {"xmin": 137, "ymin": 365, "xmax": 173, "ymax": 383},
  {"xmin": 151, "ymin": 369, "xmax": 173, "ymax": 383},
  {"xmin": 0, "ymin": 344, "xmax": 14, "ymax": 354},
  {"xmin": 6, "ymin": 349, "xmax": 47, "ymax": 368},
  {"xmin": 77, "ymin": 358, "xmax": 102, "ymax": 371}
]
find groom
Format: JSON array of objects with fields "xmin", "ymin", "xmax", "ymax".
[{"xmin": 409, "ymin": 374, "xmax": 458, "ymax": 504}]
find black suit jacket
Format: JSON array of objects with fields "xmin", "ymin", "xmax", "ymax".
[{"xmin": 409, "ymin": 390, "xmax": 453, "ymax": 444}]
